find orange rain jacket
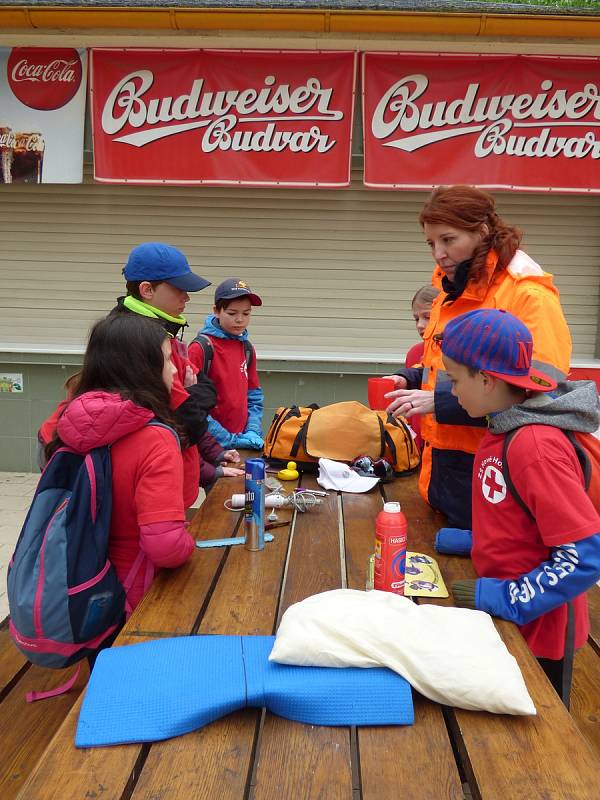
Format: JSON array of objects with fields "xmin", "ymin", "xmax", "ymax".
[{"xmin": 399, "ymin": 249, "xmax": 572, "ymax": 529}]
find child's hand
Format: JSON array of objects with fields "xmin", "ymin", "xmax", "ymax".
[
  {"xmin": 222, "ymin": 466, "xmax": 245, "ymax": 477},
  {"xmin": 237, "ymin": 431, "xmax": 264, "ymax": 449},
  {"xmin": 183, "ymin": 365, "xmax": 197, "ymax": 388},
  {"xmin": 221, "ymin": 449, "xmax": 241, "ymax": 464}
]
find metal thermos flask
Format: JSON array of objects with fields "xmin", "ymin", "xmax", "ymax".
[{"xmin": 244, "ymin": 458, "xmax": 265, "ymax": 551}]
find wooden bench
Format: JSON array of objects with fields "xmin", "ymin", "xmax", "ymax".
[
  {"xmin": 571, "ymin": 583, "xmax": 600, "ymax": 760},
  {"xmin": 0, "ymin": 624, "xmax": 90, "ymax": 800},
  {"xmin": 1, "ymin": 469, "xmax": 599, "ymax": 799}
]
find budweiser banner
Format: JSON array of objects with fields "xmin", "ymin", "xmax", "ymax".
[
  {"xmin": 90, "ymin": 49, "xmax": 356, "ymax": 187},
  {"xmin": 363, "ymin": 52, "xmax": 600, "ymax": 193},
  {"xmin": 0, "ymin": 47, "xmax": 87, "ymax": 184}
]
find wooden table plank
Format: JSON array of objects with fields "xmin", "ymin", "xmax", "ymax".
[
  {"xmin": 130, "ymin": 475, "xmax": 295, "ymax": 800},
  {"xmin": 343, "ymin": 486, "xmax": 464, "ymax": 800},
  {"xmin": 383, "ymin": 478, "xmax": 600, "ymax": 799},
  {"xmin": 276, "ymin": 475, "xmax": 347, "ymax": 615},
  {"xmin": 571, "ymin": 643, "xmax": 600, "ymax": 760},
  {"xmin": 14, "ymin": 469, "xmax": 600, "ymax": 800},
  {"xmin": 15, "ymin": 636, "xmax": 146, "ymax": 800},
  {"xmin": 451, "ymin": 620, "xmax": 600, "ymax": 800},
  {"xmin": 251, "ymin": 716, "xmax": 354, "ymax": 800},
  {"xmin": 14, "ymin": 474, "xmax": 253, "ymax": 800},
  {"xmin": 0, "ymin": 625, "xmax": 27, "ymax": 697},
  {"xmin": 587, "ymin": 583, "xmax": 600, "ymax": 652},
  {"xmin": 251, "ymin": 474, "xmax": 354, "ymax": 800},
  {"xmin": 1, "ymin": 659, "xmax": 90, "ymax": 800},
  {"xmin": 122, "ymin": 477, "xmax": 241, "ymax": 638}
]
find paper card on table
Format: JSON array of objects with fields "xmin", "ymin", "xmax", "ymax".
[{"xmin": 403, "ymin": 552, "xmax": 449, "ymax": 598}]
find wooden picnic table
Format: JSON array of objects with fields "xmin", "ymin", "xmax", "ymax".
[{"xmin": 9, "ymin": 459, "xmax": 600, "ymax": 800}]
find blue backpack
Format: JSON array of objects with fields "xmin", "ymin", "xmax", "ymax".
[{"xmin": 8, "ymin": 421, "xmax": 177, "ymax": 682}]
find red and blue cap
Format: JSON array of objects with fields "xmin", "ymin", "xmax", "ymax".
[
  {"xmin": 123, "ymin": 242, "xmax": 211, "ymax": 292},
  {"xmin": 441, "ymin": 308, "xmax": 556, "ymax": 392}
]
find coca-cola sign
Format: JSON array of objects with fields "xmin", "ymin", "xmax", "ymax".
[
  {"xmin": 90, "ymin": 49, "xmax": 356, "ymax": 186},
  {"xmin": 7, "ymin": 48, "xmax": 82, "ymax": 110},
  {"xmin": 363, "ymin": 52, "xmax": 600, "ymax": 193},
  {"xmin": 1, "ymin": 47, "xmax": 86, "ymax": 183}
]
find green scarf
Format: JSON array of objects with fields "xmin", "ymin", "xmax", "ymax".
[{"xmin": 123, "ymin": 295, "xmax": 187, "ymax": 339}]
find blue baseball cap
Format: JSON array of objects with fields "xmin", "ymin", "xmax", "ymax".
[
  {"xmin": 441, "ymin": 308, "xmax": 556, "ymax": 392},
  {"xmin": 123, "ymin": 242, "xmax": 211, "ymax": 292},
  {"xmin": 214, "ymin": 278, "xmax": 262, "ymax": 306}
]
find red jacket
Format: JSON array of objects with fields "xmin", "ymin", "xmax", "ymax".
[{"xmin": 57, "ymin": 391, "xmax": 195, "ymax": 610}]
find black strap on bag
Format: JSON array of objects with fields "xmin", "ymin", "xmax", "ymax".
[
  {"xmin": 386, "ymin": 413, "xmax": 419, "ymax": 476},
  {"xmin": 561, "ymin": 601, "xmax": 576, "ymax": 709},
  {"xmin": 502, "ymin": 427, "xmax": 578, "ymax": 707},
  {"xmin": 192, "ymin": 333, "xmax": 253, "ymax": 375}
]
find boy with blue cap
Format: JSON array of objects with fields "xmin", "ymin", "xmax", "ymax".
[
  {"xmin": 436, "ymin": 308, "xmax": 600, "ymax": 705},
  {"xmin": 188, "ymin": 278, "xmax": 264, "ymax": 451},
  {"xmin": 114, "ymin": 242, "xmax": 217, "ymax": 507}
]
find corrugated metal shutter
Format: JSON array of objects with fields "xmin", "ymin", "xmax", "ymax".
[{"xmin": 1, "ymin": 165, "xmax": 599, "ymax": 361}]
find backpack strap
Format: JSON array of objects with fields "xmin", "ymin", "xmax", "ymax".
[
  {"xmin": 561, "ymin": 601, "xmax": 576, "ymax": 708},
  {"xmin": 563, "ymin": 430, "xmax": 592, "ymax": 491},
  {"xmin": 244, "ymin": 339, "xmax": 253, "ymax": 370},
  {"xmin": 121, "ymin": 549, "xmax": 155, "ymax": 618},
  {"xmin": 147, "ymin": 419, "xmax": 180, "ymax": 449},
  {"xmin": 192, "ymin": 334, "xmax": 253, "ymax": 373},
  {"xmin": 190, "ymin": 333, "xmax": 214, "ymax": 375},
  {"xmin": 502, "ymin": 426, "xmax": 591, "ymax": 520},
  {"xmin": 26, "ymin": 665, "xmax": 82, "ymax": 703},
  {"xmin": 501, "ymin": 429, "xmax": 535, "ymax": 521}
]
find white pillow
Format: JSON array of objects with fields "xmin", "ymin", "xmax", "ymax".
[{"xmin": 270, "ymin": 589, "xmax": 536, "ymax": 716}]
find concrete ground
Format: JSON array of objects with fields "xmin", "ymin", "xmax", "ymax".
[
  {"xmin": 0, "ymin": 471, "xmax": 205, "ymax": 622},
  {"xmin": 0, "ymin": 471, "xmax": 39, "ymax": 621}
]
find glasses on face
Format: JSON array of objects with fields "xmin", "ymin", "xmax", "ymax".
[{"xmin": 350, "ymin": 455, "xmax": 395, "ymax": 482}]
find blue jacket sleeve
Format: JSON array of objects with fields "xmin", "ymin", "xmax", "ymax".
[
  {"xmin": 434, "ymin": 380, "xmax": 487, "ymax": 428},
  {"xmin": 475, "ymin": 533, "xmax": 600, "ymax": 625},
  {"xmin": 435, "ymin": 528, "xmax": 473, "ymax": 556},
  {"xmin": 206, "ymin": 414, "xmax": 238, "ymax": 449},
  {"xmin": 244, "ymin": 387, "xmax": 264, "ymax": 435}
]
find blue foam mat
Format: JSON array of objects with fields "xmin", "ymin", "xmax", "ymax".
[{"xmin": 76, "ymin": 635, "xmax": 413, "ymax": 747}]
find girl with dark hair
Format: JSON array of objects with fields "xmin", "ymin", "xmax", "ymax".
[
  {"xmin": 386, "ymin": 185, "xmax": 572, "ymax": 529},
  {"xmin": 49, "ymin": 313, "xmax": 195, "ymax": 612}
]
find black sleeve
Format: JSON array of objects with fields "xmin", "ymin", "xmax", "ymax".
[
  {"xmin": 175, "ymin": 374, "xmax": 218, "ymax": 446},
  {"xmin": 394, "ymin": 367, "xmax": 424, "ymax": 390}
]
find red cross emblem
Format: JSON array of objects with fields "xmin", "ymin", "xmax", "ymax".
[{"xmin": 482, "ymin": 465, "xmax": 506, "ymax": 504}]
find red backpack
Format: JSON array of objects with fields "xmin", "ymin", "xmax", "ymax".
[{"xmin": 502, "ymin": 427, "xmax": 600, "ymax": 517}]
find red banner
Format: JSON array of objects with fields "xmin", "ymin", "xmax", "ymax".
[
  {"xmin": 90, "ymin": 49, "xmax": 356, "ymax": 187},
  {"xmin": 363, "ymin": 53, "xmax": 600, "ymax": 193}
]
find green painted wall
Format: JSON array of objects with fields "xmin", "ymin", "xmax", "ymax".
[{"xmin": 0, "ymin": 355, "xmax": 397, "ymax": 472}]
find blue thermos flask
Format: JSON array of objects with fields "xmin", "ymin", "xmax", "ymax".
[{"xmin": 244, "ymin": 458, "xmax": 265, "ymax": 551}]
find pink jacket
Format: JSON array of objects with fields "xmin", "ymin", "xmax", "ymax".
[{"xmin": 58, "ymin": 391, "xmax": 195, "ymax": 610}]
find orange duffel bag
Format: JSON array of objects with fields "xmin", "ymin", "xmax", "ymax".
[{"xmin": 264, "ymin": 401, "xmax": 420, "ymax": 475}]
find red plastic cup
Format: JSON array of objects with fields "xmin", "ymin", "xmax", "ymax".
[{"xmin": 368, "ymin": 377, "xmax": 396, "ymax": 411}]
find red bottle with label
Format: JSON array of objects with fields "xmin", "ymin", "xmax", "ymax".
[{"xmin": 374, "ymin": 501, "xmax": 407, "ymax": 595}]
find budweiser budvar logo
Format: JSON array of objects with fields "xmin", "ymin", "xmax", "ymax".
[
  {"xmin": 7, "ymin": 47, "xmax": 82, "ymax": 111},
  {"xmin": 372, "ymin": 74, "xmax": 600, "ymax": 160},
  {"xmin": 101, "ymin": 70, "xmax": 343, "ymax": 153}
]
